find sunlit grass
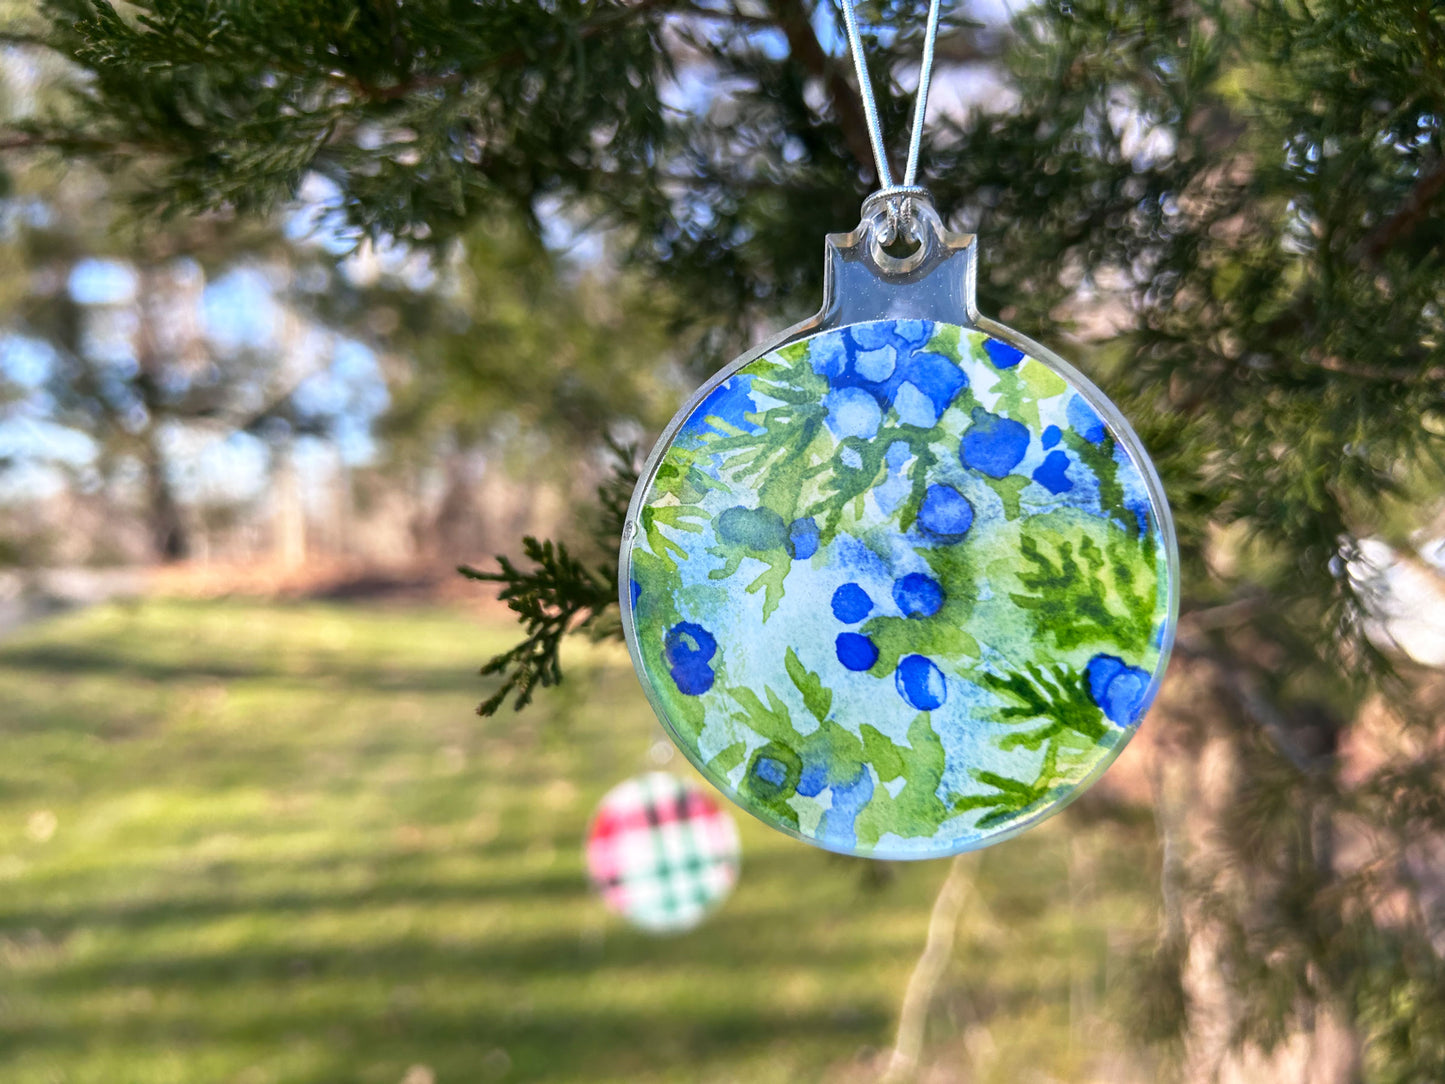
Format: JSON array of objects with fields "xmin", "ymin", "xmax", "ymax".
[{"xmin": 0, "ymin": 599, "xmax": 1164, "ymax": 1084}]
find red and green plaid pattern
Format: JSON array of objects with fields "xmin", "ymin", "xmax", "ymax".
[{"xmin": 585, "ymin": 772, "xmax": 741, "ymax": 933}]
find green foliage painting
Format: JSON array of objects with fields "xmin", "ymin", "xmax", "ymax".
[{"xmin": 623, "ymin": 320, "xmax": 1175, "ymax": 857}]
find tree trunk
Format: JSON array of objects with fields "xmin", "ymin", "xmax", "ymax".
[
  {"xmin": 1155, "ymin": 647, "xmax": 1363, "ymax": 1084},
  {"xmin": 431, "ymin": 450, "xmax": 483, "ymax": 562},
  {"xmin": 272, "ymin": 445, "xmax": 307, "ymax": 569},
  {"xmin": 142, "ymin": 437, "xmax": 189, "ymax": 563}
]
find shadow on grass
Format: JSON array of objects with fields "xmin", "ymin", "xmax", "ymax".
[
  {"xmin": 18, "ymin": 916, "xmax": 897, "ymax": 992},
  {"xmin": 0, "ymin": 601, "xmax": 920, "ymax": 1082},
  {"xmin": 0, "ymin": 1000, "xmax": 889, "ymax": 1082},
  {"xmin": 0, "ymin": 643, "xmax": 489, "ymax": 695},
  {"xmin": 0, "ymin": 848, "xmax": 862, "ymax": 943},
  {"xmin": 0, "ymin": 845, "xmax": 898, "ymax": 1080}
]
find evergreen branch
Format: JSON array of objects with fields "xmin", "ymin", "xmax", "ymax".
[
  {"xmin": 349, "ymin": 71, "xmax": 467, "ymax": 103},
  {"xmin": 767, "ymin": 0, "xmax": 886, "ymax": 183},
  {"xmin": 1353, "ymin": 156, "xmax": 1445, "ymax": 265},
  {"xmin": 674, "ymin": 2, "xmax": 779, "ymax": 31},
  {"xmin": 0, "ymin": 129, "xmax": 156, "ymax": 154},
  {"xmin": 350, "ymin": 0, "xmax": 681, "ymax": 103},
  {"xmin": 460, "ymin": 537, "xmax": 617, "ymax": 716},
  {"xmin": 461, "ymin": 444, "xmax": 636, "ymax": 715},
  {"xmin": 591, "ymin": 436, "xmax": 640, "ymax": 553}
]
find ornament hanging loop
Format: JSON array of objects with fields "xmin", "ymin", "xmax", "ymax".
[
  {"xmin": 863, "ymin": 187, "xmax": 937, "ymax": 275},
  {"xmin": 873, "ymin": 183, "xmax": 930, "ymax": 248}
]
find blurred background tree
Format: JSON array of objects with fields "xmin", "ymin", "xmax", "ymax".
[
  {"xmin": 0, "ymin": 0, "xmax": 679, "ymax": 571},
  {"xmin": 5, "ymin": 0, "xmax": 1445, "ymax": 1081}
]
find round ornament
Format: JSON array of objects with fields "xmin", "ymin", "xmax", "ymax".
[
  {"xmin": 585, "ymin": 772, "xmax": 742, "ymax": 932},
  {"xmin": 620, "ymin": 198, "xmax": 1178, "ymax": 860}
]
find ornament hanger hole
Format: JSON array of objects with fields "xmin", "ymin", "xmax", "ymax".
[
  {"xmin": 880, "ymin": 230, "xmax": 923, "ymax": 260},
  {"xmin": 869, "ymin": 217, "xmax": 929, "ymax": 274},
  {"xmin": 861, "ymin": 190, "xmax": 939, "ymax": 276}
]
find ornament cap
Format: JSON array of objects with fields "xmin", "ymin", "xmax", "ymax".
[{"xmin": 819, "ymin": 194, "xmax": 979, "ymax": 329}]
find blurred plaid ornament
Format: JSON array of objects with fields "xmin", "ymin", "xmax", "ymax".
[{"xmin": 585, "ymin": 773, "xmax": 741, "ymax": 933}]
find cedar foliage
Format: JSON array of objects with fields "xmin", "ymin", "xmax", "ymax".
[{"xmin": 10, "ymin": 0, "xmax": 1445, "ymax": 1075}]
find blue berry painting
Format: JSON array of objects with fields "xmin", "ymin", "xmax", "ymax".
[{"xmin": 621, "ymin": 320, "xmax": 1177, "ymax": 859}]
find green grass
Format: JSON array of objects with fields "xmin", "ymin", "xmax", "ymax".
[{"xmin": 0, "ymin": 599, "xmax": 1166, "ymax": 1084}]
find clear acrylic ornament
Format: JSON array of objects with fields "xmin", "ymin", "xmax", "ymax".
[{"xmin": 620, "ymin": 193, "xmax": 1178, "ymax": 860}]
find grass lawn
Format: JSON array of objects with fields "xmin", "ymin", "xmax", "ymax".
[{"xmin": 0, "ymin": 599, "xmax": 1165, "ymax": 1084}]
